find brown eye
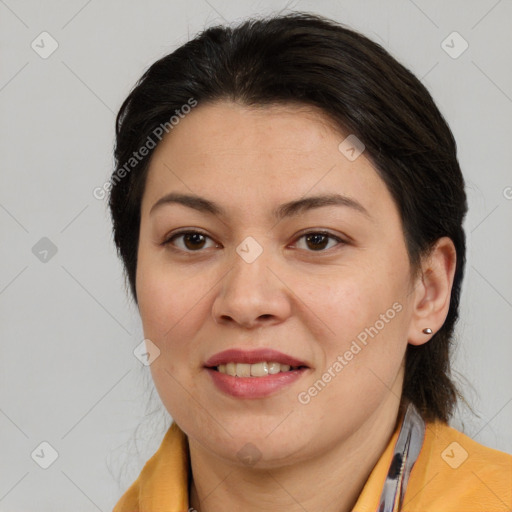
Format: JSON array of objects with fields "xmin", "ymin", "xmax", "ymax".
[
  {"xmin": 163, "ymin": 229, "xmax": 345, "ymax": 254},
  {"xmin": 163, "ymin": 230, "xmax": 217, "ymax": 252},
  {"xmin": 182, "ymin": 232, "xmax": 207, "ymax": 250},
  {"xmin": 305, "ymin": 233, "xmax": 329, "ymax": 251},
  {"xmin": 295, "ymin": 231, "xmax": 345, "ymax": 252}
]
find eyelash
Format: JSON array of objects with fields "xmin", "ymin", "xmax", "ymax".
[{"xmin": 161, "ymin": 229, "xmax": 347, "ymax": 254}]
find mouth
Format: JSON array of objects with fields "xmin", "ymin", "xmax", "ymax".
[
  {"xmin": 204, "ymin": 348, "xmax": 309, "ymax": 375},
  {"xmin": 203, "ymin": 348, "xmax": 310, "ymax": 396},
  {"xmin": 210, "ymin": 361, "xmax": 308, "ymax": 377}
]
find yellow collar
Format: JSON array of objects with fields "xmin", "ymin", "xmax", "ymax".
[{"xmin": 113, "ymin": 418, "xmax": 512, "ymax": 511}]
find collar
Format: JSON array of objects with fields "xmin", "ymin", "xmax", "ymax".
[
  {"xmin": 113, "ymin": 408, "xmax": 512, "ymax": 512},
  {"xmin": 114, "ymin": 412, "xmax": 410, "ymax": 512}
]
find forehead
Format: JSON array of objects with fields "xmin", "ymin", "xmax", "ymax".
[
  {"xmin": 149, "ymin": 100, "xmax": 345, "ymax": 164},
  {"xmin": 142, "ymin": 100, "xmax": 393, "ymax": 219}
]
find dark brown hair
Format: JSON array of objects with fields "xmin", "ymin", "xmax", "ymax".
[{"xmin": 109, "ymin": 12, "xmax": 467, "ymax": 423}]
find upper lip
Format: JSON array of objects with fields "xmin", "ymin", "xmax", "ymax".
[{"xmin": 204, "ymin": 348, "xmax": 309, "ymax": 368}]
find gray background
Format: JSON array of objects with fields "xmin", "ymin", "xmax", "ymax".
[{"xmin": 1, "ymin": 0, "xmax": 511, "ymax": 510}]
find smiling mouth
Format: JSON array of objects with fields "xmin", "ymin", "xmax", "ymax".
[{"xmin": 209, "ymin": 362, "xmax": 307, "ymax": 377}]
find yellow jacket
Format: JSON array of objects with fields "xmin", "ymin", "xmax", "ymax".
[{"xmin": 113, "ymin": 419, "xmax": 512, "ymax": 511}]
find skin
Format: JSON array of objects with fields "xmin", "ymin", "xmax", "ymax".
[{"xmin": 136, "ymin": 100, "xmax": 456, "ymax": 512}]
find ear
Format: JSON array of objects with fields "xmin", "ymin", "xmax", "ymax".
[{"xmin": 407, "ymin": 237, "xmax": 457, "ymax": 346}]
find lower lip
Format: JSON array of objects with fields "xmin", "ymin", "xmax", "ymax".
[{"xmin": 205, "ymin": 367, "xmax": 307, "ymax": 398}]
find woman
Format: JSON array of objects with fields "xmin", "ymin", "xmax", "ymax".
[{"xmin": 109, "ymin": 12, "xmax": 511, "ymax": 512}]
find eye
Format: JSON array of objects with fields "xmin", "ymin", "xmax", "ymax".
[
  {"xmin": 162, "ymin": 229, "xmax": 346, "ymax": 253},
  {"xmin": 293, "ymin": 231, "xmax": 346, "ymax": 252},
  {"xmin": 162, "ymin": 230, "xmax": 218, "ymax": 252}
]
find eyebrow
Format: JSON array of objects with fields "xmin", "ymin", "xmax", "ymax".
[{"xmin": 149, "ymin": 192, "xmax": 371, "ymax": 221}]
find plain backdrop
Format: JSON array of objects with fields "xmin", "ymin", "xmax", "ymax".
[{"xmin": 1, "ymin": 0, "xmax": 511, "ymax": 510}]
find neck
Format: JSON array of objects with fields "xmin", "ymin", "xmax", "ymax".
[{"xmin": 188, "ymin": 393, "xmax": 402, "ymax": 512}]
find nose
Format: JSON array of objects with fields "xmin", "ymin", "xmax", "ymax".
[{"xmin": 211, "ymin": 243, "xmax": 292, "ymax": 329}]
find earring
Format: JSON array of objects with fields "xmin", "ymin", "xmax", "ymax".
[{"xmin": 422, "ymin": 328, "xmax": 433, "ymax": 334}]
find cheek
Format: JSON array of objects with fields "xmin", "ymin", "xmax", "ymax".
[
  {"xmin": 138, "ymin": 259, "xmax": 211, "ymax": 420},
  {"xmin": 137, "ymin": 273, "xmax": 189, "ymax": 335},
  {"xmin": 136, "ymin": 239, "xmax": 195, "ymax": 333},
  {"xmin": 306, "ymin": 267, "xmax": 408, "ymax": 379},
  {"xmin": 305, "ymin": 266, "xmax": 401, "ymax": 336},
  {"xmin": 135, "ymin": 251, "xmax": 217, "ymax": 368}
]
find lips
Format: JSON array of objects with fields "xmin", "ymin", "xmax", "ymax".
[
  {"xmin": 204, "ymin": 348, "xmax": 310, "ymax": 398},
  {"xmin": 204, "ymin": 348, "xmax": 309, "ymax": 369}
]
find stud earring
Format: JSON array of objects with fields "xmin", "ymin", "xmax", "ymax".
[{"xmin": 422, "ymin": 328, "xmax": 433, "ymax": 334}]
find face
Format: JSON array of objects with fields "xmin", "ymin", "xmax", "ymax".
[{"xmin": 136, "ymin": 100, "xmax": 418, "ymax": 467}]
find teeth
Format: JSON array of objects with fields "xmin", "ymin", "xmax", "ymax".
[
  {"xmin": 268, "ymin": 362, "xmax": 281, "ymax": 374},
  {"xmin": 237, "ymin": 363, "xmax": 251, "ymax": 377},
  {"xmin": 216, "ymin": 362, "xmax": 297, "ymax": 377},
  {"xmin": 251, "ymin": 362, "xmax": 268, "ymax": 377}
]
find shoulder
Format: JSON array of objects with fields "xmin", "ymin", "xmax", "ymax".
[{"xmin": 404, "ymin": 420, "xmax": 512, "ymax": 511}]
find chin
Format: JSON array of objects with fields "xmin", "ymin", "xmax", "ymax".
[{"xmin": 212, "ymin": 435, "xmax": 306, "ymax": 469}]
